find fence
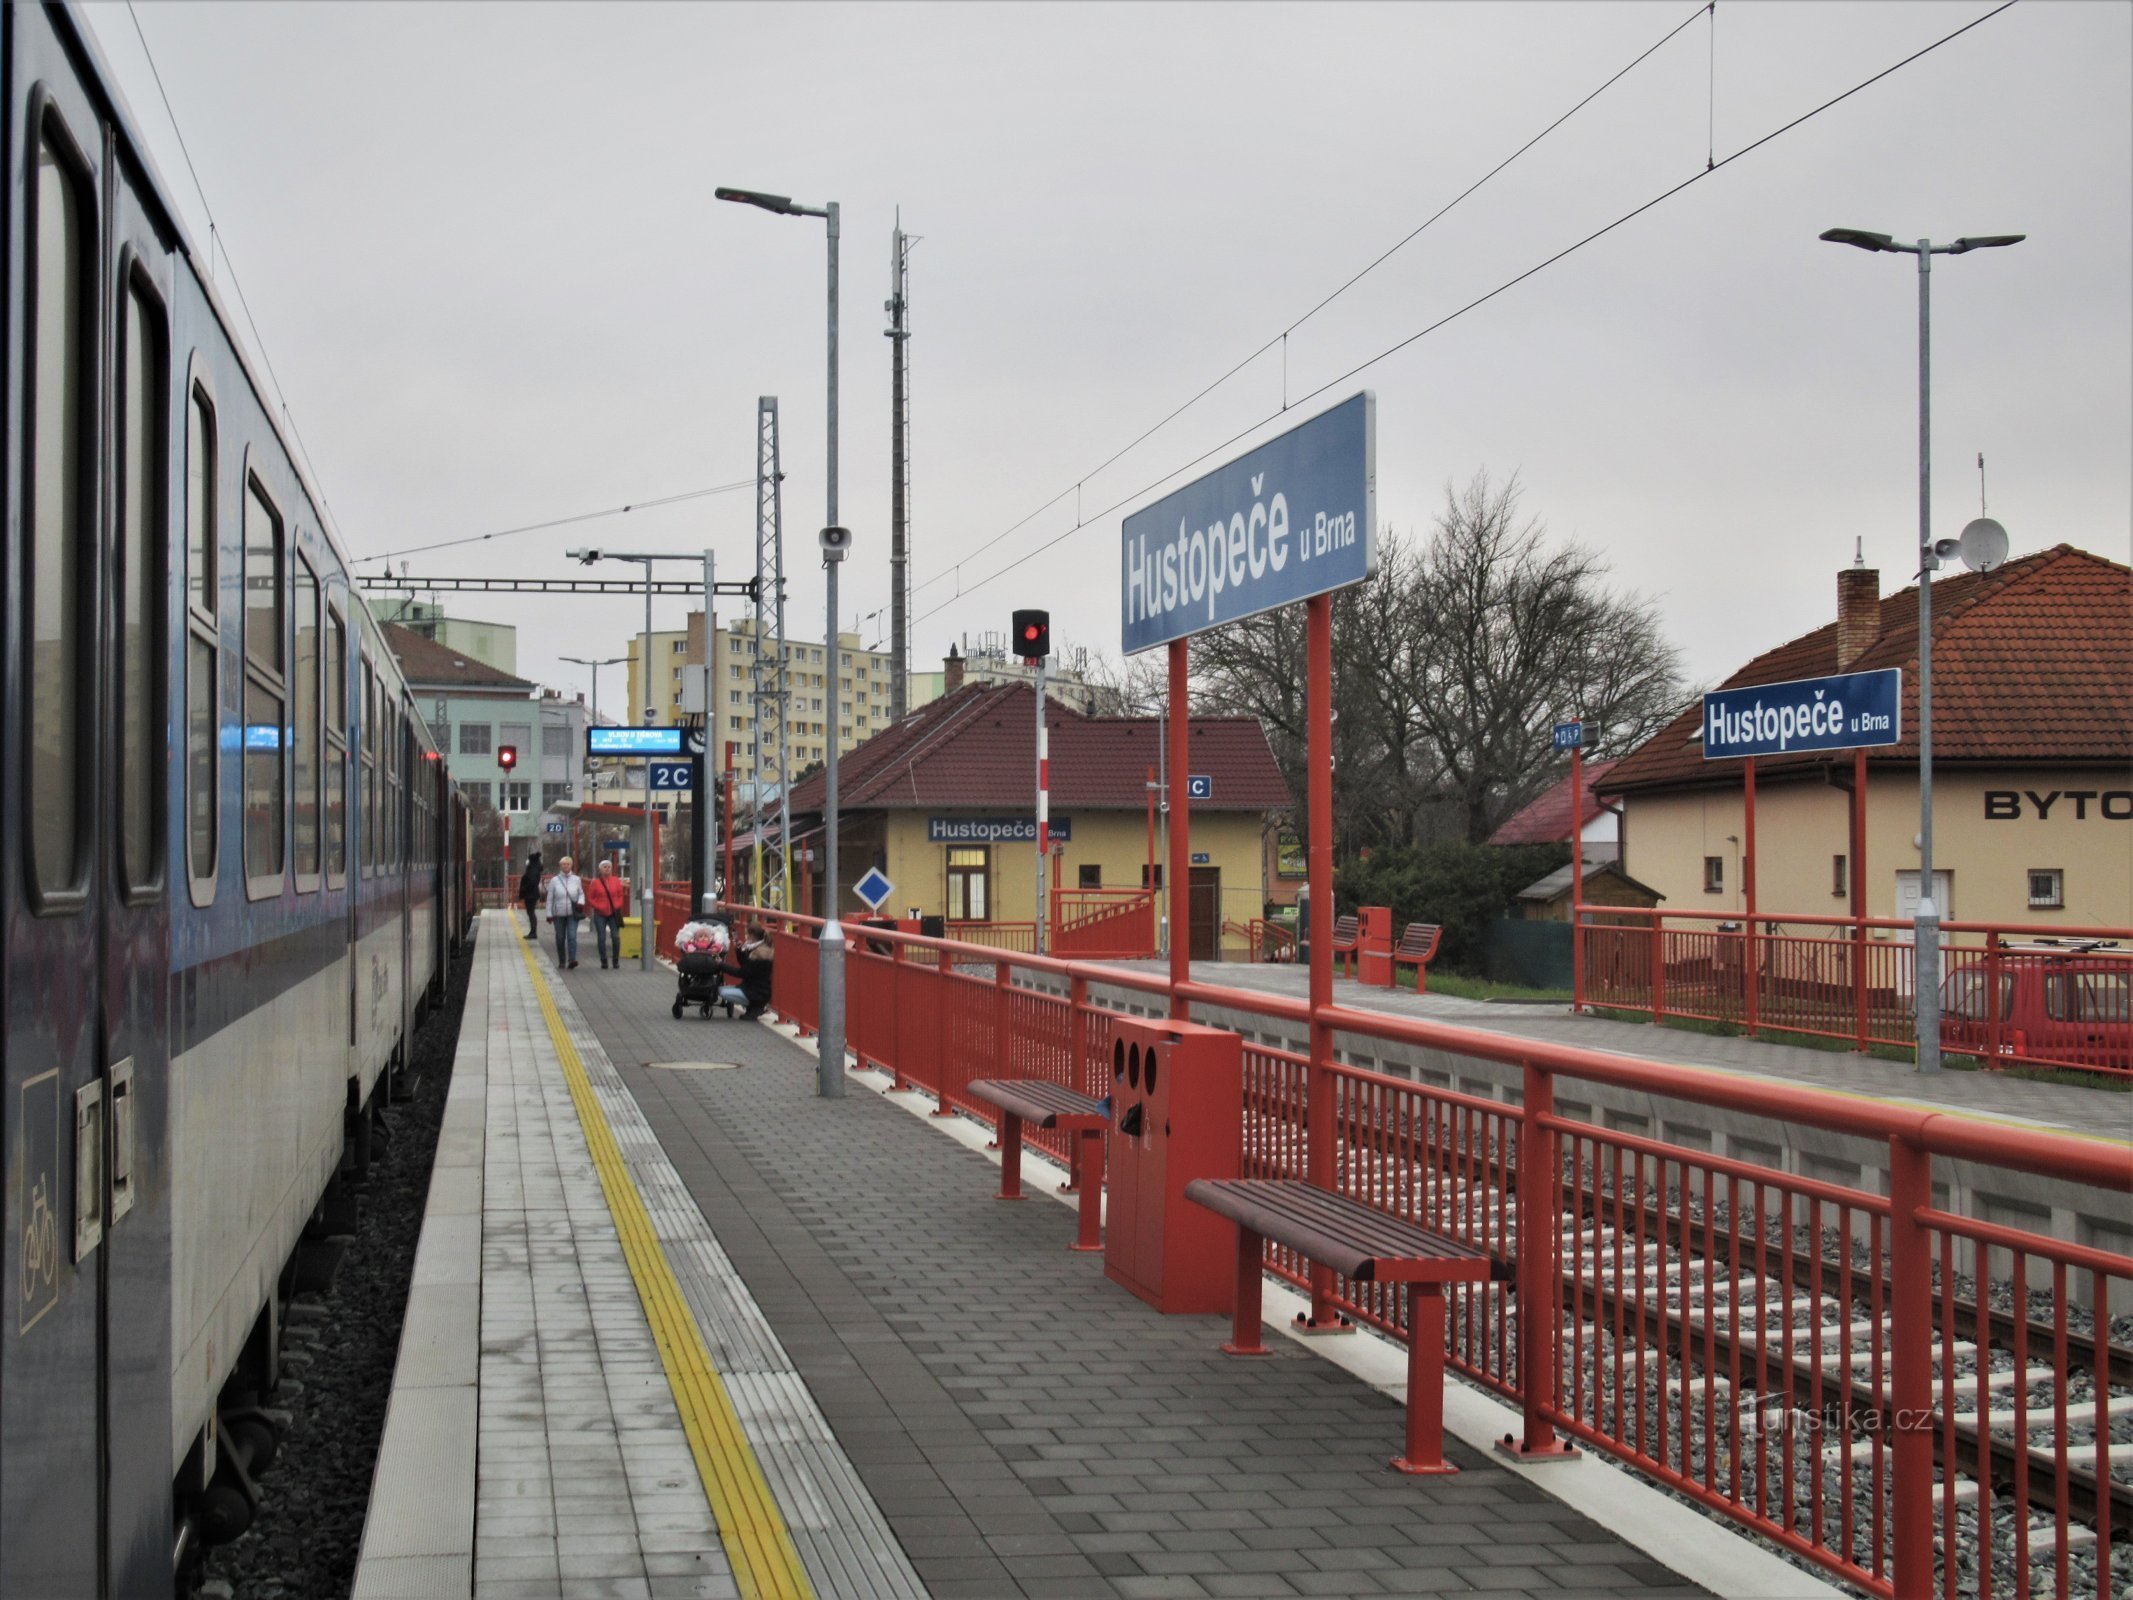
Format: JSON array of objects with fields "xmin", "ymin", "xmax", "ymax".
[
  {"xmin": 751, "ymin": 906, "xmax": 2132, "ymax": 1600},
  {"xmin": 1581, "ymin": 910, "xmax": 2133, "ymax": 1078},
  {"xmin": 1051, "ymin": 888, "xmax": 1158, "ymax": 959}
]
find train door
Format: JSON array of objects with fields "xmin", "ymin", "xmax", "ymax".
[{"xmin": 3, "ymin": 13, "xmax": 173, "ymax": 1592}]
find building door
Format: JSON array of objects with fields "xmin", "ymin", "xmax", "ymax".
[
  {"xmin": 1189, "ymin": 867, "xmax": 1220, "ymax": 961},
  {"xmin": 1893, "ymin": 870, "xmax": 1954, "ymax": 934},
  {"xmin": 947, "ymin": 846, "xmax": 990, "ymax": 921}
]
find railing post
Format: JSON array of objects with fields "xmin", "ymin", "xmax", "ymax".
[
  {"xmin": 1743, "ymin": 755, "xmax": 1758, "ymax": 1036},
  {"xmin": 1984, "ymin": 929, "xmax": 2002, "ymax": 1067},
  {"xmin": 1650, "ymin": 917, "xmax": 1666, "ymax": 1023},
  {"xmin": 1501, "ymin": 1058, "xmax": 1575, "ymax": 1460},
  {"xmin": 1888, "ymin": 1135, "xmax": 1934, "ymax": 1598}
]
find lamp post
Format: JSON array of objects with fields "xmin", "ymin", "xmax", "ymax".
[
  {"xmin": 718, "ymin": 183, "xmax": 846, "ymax": 1098},
  {"xmin": 562, "ymin": 653, "xmax": 626, "ymax": 792},
  {"xmin": 1819, "ymin": 228, "xmax": 2023, "ymax": 1074},
  {"xmin": 568, "ymin": 547, "xmax": 710, "ymax": 971}
]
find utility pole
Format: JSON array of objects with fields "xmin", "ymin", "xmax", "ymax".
[
  {"xmin": 885, "ymin": 213, "xmax": 915, "ymax": 721},
  {"xmin": 755, "ymin": 397, "xmax": 790, "ymax": 908},
  {"xmin": 698, "ymin": 548, "xmax": 716, "ymax": 915}
]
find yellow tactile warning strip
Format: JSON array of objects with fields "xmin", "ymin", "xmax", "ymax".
[{"xmin": 515, "ymin": 939, "xmax": 814, "ymax": 1600}]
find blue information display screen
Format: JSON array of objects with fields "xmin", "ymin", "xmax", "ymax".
[{"xmin": 588, "ymin": 726, "xmax": 684, "ymax": 756}]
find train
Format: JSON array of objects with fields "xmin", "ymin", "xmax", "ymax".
[{"xmin": 1, "ymin": 6, "xmax": 474, "ymax": 1593}]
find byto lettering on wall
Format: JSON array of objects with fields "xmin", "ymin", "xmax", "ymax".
[{"xmin": 1983, "ymin": 789, "xmax": 2133, "ymax": 821}]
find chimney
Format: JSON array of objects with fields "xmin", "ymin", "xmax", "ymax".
[
  {"xmin": 943, "ymin": 643, "xmax": 964, "ymax": 695},
  {"xmin": 1836, "ymin": 553, "xmax": 1881, "ymax": 671}
]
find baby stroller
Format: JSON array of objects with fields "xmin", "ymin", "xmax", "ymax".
[{"xmin": 671, "ymin": 921, "xmax": 747, "ymax": 1020}]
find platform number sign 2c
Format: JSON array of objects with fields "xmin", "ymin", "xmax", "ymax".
[
  {"xmin": 852, "ymin": 867, "xmax": 895, "ymax": 912},
  {"xmin": 648, "ymin": 759, "xmax": 693, "ymax": 791}
]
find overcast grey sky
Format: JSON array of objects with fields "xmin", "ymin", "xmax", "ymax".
[{"xmin": 87, "ymin": 1, "xmax": 2130, "ymax": 715}]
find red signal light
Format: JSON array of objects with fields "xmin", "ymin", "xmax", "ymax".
[{"xmin": 497, "ymin": 744, "xmax": 518, "ymax": 771}]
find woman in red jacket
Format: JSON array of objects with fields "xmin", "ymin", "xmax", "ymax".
[{"xmin": 584, "ymin": 859, "xmax": 630, "ymax": 969}]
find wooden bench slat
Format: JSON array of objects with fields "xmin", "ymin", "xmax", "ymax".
[
  {"xmin": 1184, "ymin": 1178, "xmax": 1507, "ymax": 1285},
  {"xmin": 967, "ymin": 1077, "xmax": 1105, "ymax": 1129}
]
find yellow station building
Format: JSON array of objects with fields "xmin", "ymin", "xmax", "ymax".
[{"xmin": 783, "ymin": 682, "xmax": 1293, "ymax": 957}]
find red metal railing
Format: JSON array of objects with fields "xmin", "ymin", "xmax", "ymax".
[
  {"xmin": 1226, "ymin": 916, "xmax": 1297, "ymax": 963},
  {"xmin": 1582, "ymin": 910, "xmax": 2133, "ymax": 1078},
  {"xmin": 1051, "ymin": 888, "xmax": 1158, "ymax": 959},
  {"xmin": 652, "ymin": 884, "xmax": 690, "ymax": 962},
  {"xmin": 754, "ymin": 905, "xmax": 2132, "ymax": 1599}
]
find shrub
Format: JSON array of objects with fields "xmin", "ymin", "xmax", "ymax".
[{"xmin": 1334, "ymin": 840, "xmax": 1568, "ymax": 975}]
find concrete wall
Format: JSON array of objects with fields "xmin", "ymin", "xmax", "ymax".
[{"xmin": 1619, "ymin": 767, "xmax": 2131, "ymax": 928}]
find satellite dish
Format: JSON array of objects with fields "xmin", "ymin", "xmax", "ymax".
[{"xmin": 1958, "ymin": 516, "xmax": 2009, "ymax": 573}]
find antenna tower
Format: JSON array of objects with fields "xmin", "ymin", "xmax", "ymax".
[
  {"xmin": 754, "ymin": 396, "xmax": 792, "ymax": 906},
  {"xmin": 886, "ymin": 212, "xmax": 917, "ymax": 719}
]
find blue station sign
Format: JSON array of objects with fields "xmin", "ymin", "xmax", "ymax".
[
  {"xmin": 647, "ymin": 759, "xmax": 694, "ymax": 791},
  {"xmin": 1551, "ymin": 722, "xmax": 1584, "ymax": 752},
  {"xmin": 588, "ymin": 726, "xmax": 684, "ymax": 756},
  {"xmin": 1121, "ymin": 392, "xmax": 1376, "ymax": 655},
  {"xmin": 928, "ymin": 816, "xmax": 1073, "ymax": 844},
  {"xmin": 1702, "ymin": 668, "xmax": 1902, "ymax": 761}
]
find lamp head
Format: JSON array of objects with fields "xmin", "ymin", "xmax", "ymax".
[
  {"xmin": 1947, "ymin": 234, "xmax": 2026, "ymax": 254},
  {"xmin": 1820, "ymin": 228, "xmax": 1898, "ymax": 253},
  {"xmin": 716, "ymin": 186, "xmax": 801, "ymax": 216}
]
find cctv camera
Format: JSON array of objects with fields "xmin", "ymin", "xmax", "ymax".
[{"xmin": 820, "ymin": 525, "xmax": 852, "ymax": 562}]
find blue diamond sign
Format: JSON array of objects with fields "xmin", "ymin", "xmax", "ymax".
[{"xmin": 852, "ymin": 867, "xmax": 895, "ymax": 911}]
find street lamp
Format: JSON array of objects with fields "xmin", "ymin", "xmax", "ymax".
[
  {"xmin": 719, "ymin": 181, "xmax": 847, "ymax": 1099},
  {"xmin": 1819, "ymin": 227, "xmax": 2024, "ymax": 1073},
  {"xmin": 568, "ymin": 547, "xmax": 713, "ymax": 972}
]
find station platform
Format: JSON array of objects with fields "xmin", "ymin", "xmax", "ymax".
[
  {"xmin": 353, "ymin": 913, "xmax": 1868, "ymax": 1599},
  {"xmin": 1105, "ymin": 958, "xmax": 2126, "ymax": 1138}
]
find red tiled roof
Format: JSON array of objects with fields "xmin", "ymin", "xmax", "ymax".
[
  {"xmin": 1600, "ymin": 544, "xmax": 2131, "ymax": 795},
  {"xmin": 382, "ymin": 623, "xmax": 535, "ymax": 692},
  {"xmin": 787, "ymin": 682, "xmax": 1292, "ymax": 814},
  {"xmin": 1488, "ymin": 760, "xmax": 1620, "ymax": 845}
]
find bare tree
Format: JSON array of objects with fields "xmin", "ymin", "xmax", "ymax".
[{"xmin": 1065, "ymin": 643, "xmax": 1171, "ymax": 718}]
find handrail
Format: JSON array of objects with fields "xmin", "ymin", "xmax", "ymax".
[{"xmin": 745, "ymin": 904, "xmax": 2131, "ymax": 1193}]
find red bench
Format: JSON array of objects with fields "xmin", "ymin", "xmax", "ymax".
[
  {"xmin": 1393, "ymin": 922, "xmax": 1442, "ymax": 992},
  {"xmin": 1330, "ymin": 914, "xmax": 1360, "ymax": 979},
  {"xmin": 966, "ymin": 1078, "xmax": 1106, "ymax": 1253},
  {"xmin": 1184, "ymin": 1177, "xmax": 1509, "ymax": 1475}
]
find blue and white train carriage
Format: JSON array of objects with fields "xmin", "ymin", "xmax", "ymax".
[{"xmin": 1, "ymin": 6, "xmax": 473, "ymax": 1592}]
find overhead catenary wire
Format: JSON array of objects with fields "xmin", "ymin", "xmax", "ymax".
[
  {"xmin": 355, "ymin": 479, "xmax": 757, "ymax": 564},
  {"xmin": 914, "ymin": 0, "xmax": 2021, "ymax": 626},
  {"xmin": 911, "ymin": 0, "xmax": 1712, "ymax": 605}
]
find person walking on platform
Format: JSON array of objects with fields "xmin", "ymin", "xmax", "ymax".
[
  {"xmin": 517, "ymin": 851, "xmax": 544, "ymax": 939},
  {"xmin": 545, "ymin": 856, "xmax": 586, "ymax": 969},
  {"xmin": 585, "ymin": 859, "xmax": 629, "ymax": 969}
]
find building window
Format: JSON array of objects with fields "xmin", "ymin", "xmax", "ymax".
[
  {"xmin": 462, "ymin": 780, "xmax": 492, "ymax": 809},
  {"xmin": 542, "ymin": 724, "xmax": 571, "ymax": 756},
  {"xmin": 1078, "ymin": 864, "xmax": 1102, "ymax": 889},
  {"xmin": 1832, "ymin": 854, "xmax": 1848, "ymax": 898},
  {"xmin": 501, "ymin": 781, "xmax": 531, "ymax": 813},
  {"xmin": 2027, "ymin": 868, "xmax": 2064, "ymax": 910},
  {"xmin": 948, "ymin": 847, "xmax": 989, "ymax": 921},
  {"xmin": 501, "ymin": 722, "xmax": 532, "ymax": 754},
  {"xmin": 1703, "ymin": 856, "xmax": 1724, "ymax": 894},
  {"xmin": 542, "ymin": 781, "xmax": 570, "ymax": 808},
  {"xmin": 459, "ymin": 722, "xmax": 491, "ymax": 755},
  {"xmin": 1141, "ymin": 864, "xmax": 1164, "ymax": 892}
]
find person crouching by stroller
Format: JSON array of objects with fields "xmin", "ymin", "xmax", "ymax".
[
  {"xmin": 584, "ymin": 859, "xmax": 629, "ymax": 968},
  {"xmin": 545, "ymin": 856, "xmax": 587, "ymax": 969},
  {"xmin": 517, "ymin": 851, "xmax": 544, "ymax": 939},
  {"xmin": 734, "ymin": 922, "xmax": 774, "ymax": 1018}
]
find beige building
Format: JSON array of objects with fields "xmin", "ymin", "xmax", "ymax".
[
  {"xmin": 907, "ymin": 635, "xmax": 1103, "ymax": 715},
  {"xmin": 374, "ymin": 598, "xmax": 518, "ymax": 676},
  {"xmin": 784, "ymin": 682, "xmax": 1293, "ymax": 957},
  {"xmin": 1601, "ymin": 545, "xmax": 2131, "ymax": 931},
  {"xmin": 626, "ymin": 615, "xmax": 895, "ymax": 789}
]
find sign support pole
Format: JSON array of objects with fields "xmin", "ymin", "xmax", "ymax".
[
  {"xmin": 1167, "ymin": 641, "xmax": 1190, "ymax": 1013},
  {"xmin": 1035, "ymin": 654, "xmax": 1049, "ymax": 955},
  {"xmin": 1743, "ymin": 756, "xmax": 1758, "ymax": 1035},
  {"xmin": 1853, "ymin": 748, "xmax": 1869, "ymax": 1052},
  {"xmin": 1569, "ymin": 740, "xmax": 1584, "ymax": 1014},
  {"xmin": 724, "ymin": 741, "xmax": 738, "ymax": 910},
  {"xmin": 1300, "ymin": 593, "xmax": 1341, "ymax": 1332},
  {"xmin": 700, "ymin": 549, "xmax": 717, "ymax": 914}
]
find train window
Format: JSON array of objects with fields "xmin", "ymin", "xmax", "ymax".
[
  {"xmin": 243, "ymin": 479, "xmax": 287, "ymax": 891},
  {"xmin": 360, "ymin": 660, "xmax": 376, "ymax": 877},
  {"xmin": 293, "ymin": 557, "xmax": 320, "ymax": 888},
  {"xmin": 119, "ymin": 268, "xmax": 169, "ymax": 898},
  {"xmin": 186, "ymin": 380, "xmax": 220, "ymax": 902},
  {"xmin": 27, "ymin": 113, "xmax": 94, "ymax": 904},
  {"xmin": 325, "ymin": 607, "xmax": 346, "ymax": 886}
]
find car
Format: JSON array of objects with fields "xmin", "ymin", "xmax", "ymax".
[{"xmin": 1941, "ymin": 940, "xmax": 2131, "ymax": 1073}]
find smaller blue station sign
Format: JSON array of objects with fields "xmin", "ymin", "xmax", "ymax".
[
  {"xmin": 1702, "ymin": 668, "xmax": 1902, "ymax": 761},
  {"xmin": 1551, "ymin": 721, "xmax": 1584, "ymax": 752},
  {"xmin": 1185, "ymin": 774, "xmax": 1213, "ymax": 800}
]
